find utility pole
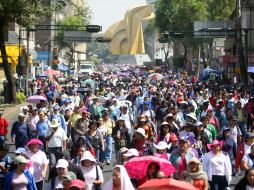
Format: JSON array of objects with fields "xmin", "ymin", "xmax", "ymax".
[
  {"xmin": 26, "ymin": 28, "xmax": 30, "ymax": 97},
  {"xmin": 237, "ymin": 0, "xmax": 249, "ymax": 88}
]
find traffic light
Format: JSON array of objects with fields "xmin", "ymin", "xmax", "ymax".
[
  {"xmin": 86, "ymin": 25, "xmax": 102, "ymax": 33},
  {"xmin": 96, "ymin": 37, "xmax": 111, "ymax": 43},
  {"xmin": 53, "ymin": 47, "xmax": 59, "ymax": 65}
]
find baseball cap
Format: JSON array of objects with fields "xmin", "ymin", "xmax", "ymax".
[
  {"xmin": 246, "ymin": 132, "xmax": 254, "ymax": 139},
  {"xmin": 56, "ymin": 159, "xmax": 69, "ymax": 169},
  {"xmin": 135, "ymin": 128, "xmax": 146, "ymax": 138},
  {"xmin": 123, "ymin": 148, "xmax": 139, "ymax": 157},
  {"xmin": 23, "ymin": 106, "xmax": 29, "ymax": 110},
  {"xmin": 68, "ymin": 179, "xmax": 85, "ymax": 189},
  {"xmin": 14, "ymin": 156, "xmax": 29, "ymax": 164},
  {"xmin": 14, "ymin": 147, "xmax": 27, "ymax": 154},
  {"xmin": 179, "ymin": 136, "xmax": 189, "ymax": 142},
  {"xmin": 63, "ymin": 171, "xmax": 77, "ymax": 181}
]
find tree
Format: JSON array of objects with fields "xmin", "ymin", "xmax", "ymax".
[
  {"xmin": 155, "ymin": 0, "xmax": 208, "ymax": 71},
  {"xmin": 87, "ymin": 37, "xmax": 118, "ymax": 64},
  {"xmin": 0, "ymin": 0, "xmax": 52, "ymax": 103}
]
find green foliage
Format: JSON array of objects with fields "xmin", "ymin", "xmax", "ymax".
[
  {"xmin": 16, "ymin": 92, "xmax": 26, "ymax": 103},
  {"xmin": 55, "ymin": 16, "xmax": 86, "ymax": 49},
  {"xmin": 208, "ymin": 0, "xmax": 236, "ymax": 20},
  {"xmin": 0, "ymin": 0, "xmax": 52, "ymax": 27},
  {"xmin": 155, "ymin": 0, "xmax": 208, "ymax": 32},
  {"xmin": 87, "ymin": 37, "xmax": 118, "ymax": 64}
]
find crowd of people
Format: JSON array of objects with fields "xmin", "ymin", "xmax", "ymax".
[{"xmin": 0, "ymin": 68, "xmax": 254, "ymax": 190}]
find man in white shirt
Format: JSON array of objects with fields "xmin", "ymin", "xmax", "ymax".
[
  {"xmin": 138, "ymin": 102, "xmax": 155, "ymax": 123},
  {"xmin": 45, "ymin": 119, "xmax": 68, "ymax": 168},
  {"xmin": 117, "ymin": 104, "xmax": 134, "ymax": 134}
]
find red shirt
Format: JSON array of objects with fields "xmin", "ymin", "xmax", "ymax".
[{"xmin": 0, "ymin": 117, "xmax": 8, "ymax": 135}]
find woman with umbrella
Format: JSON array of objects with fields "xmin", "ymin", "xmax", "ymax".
[{"xmin": 102, "ymin": 165, "xmax": 135, "ymax": 190}]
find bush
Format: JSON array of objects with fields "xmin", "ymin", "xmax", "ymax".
[
  {"xmin": 0, "ymin": 96, "xmax": 5, "ymax": 104},
  {"xmin": 16, "ymin": 92, "xmax": 26, "ymax": 103}
]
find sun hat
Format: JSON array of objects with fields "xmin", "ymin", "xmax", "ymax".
[
  {"xmin": 207, "ymin": 140, "xmax": 224, "ymax": 150},
  {"xmin": 123, "ymin": 148, "xmax": 139, "ymax": 157},
  {"xmin": 14, "ymin": 155, "xmax": 29, "ymax": 164},
  {"xmin": 63, "ymin": 171, "xmax": 77, "ymax": 181},
  {"xmin": 68, "ymin": 179, "xmax": 85, "ymax": 189},
  {"xmin": 80, "ymin": 151, "xmax": 96, "ymax": 163},
  {"xmin": 195, "ymin": 121, "xmax": 203, "ymax": 127},
  {"xmin": 56, "ymin": 159, "xmax": 69, "ymax": 169},
  {"xmin": 14, "ymin": 147, "xmax": 26, "ymax": 154},
  {"xmin": 245, "ymin": 132, "xmax": 254, "ymax": 139},
  {"xmin": 186, "ymin": 112, "xmax": 197, "ymax": 121},
  {"xmin": 27, "ymin": 138, "xmax": 43, "ymax": 146},
  {"xmin": 50, "ymin": 119, "xmax": 60, "ymax": 128},
  {"xmin": 135, "ymin": 128, "xmax": 146, "ymax": 138},
  {"xmin": 53, "ymin": 104, "xmax": 60, "ymax": 110},
  {"xmin": 163, "ymin": 113, "xmax": 173, "ymax": 121},
  {"xmin": 153, "ymin": 141, "xmax": 170, "ymax": 150},
  {"xmin": 18, "ymin": 113, "xmax": 26, "ymax": 118},
  {"xmin": 222, "ymin": 127, "xmax": 231, "ymax": 132},
  {"xmin": 116, "ymin": 117, "xmax": 125, "ymax": 122},
  {"xmin": 23, "ymin": 106, "xmax": 29, "ymax": 110},
  {"xmin": 179, "ymin": 136, "xmax": 189, "ymax": 142},
  {"xmin": 161, "ymin": 121, "xmax": 170, "ymax": 126}
]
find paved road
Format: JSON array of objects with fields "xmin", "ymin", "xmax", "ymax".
[{"xmin": 4, "ymin": 105, "xmax": 243, "ymax": 189}]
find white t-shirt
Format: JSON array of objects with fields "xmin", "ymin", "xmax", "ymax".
[
  {"xmin": 26, "ymin": 150, "xmax": 49, "ymax": 182},
  {"xmin": 81, "ymin": 165, "xmax": 103, "ymax": 190},
  {"xmin": 229, "ymin": 126, "xmax": 241, "ymax": 144},
  {"xmin": 242, "ymin": 154, "xmax": 254, "ymax": 169},
  {"xmin": 46, "ymin": 176, "xmax": 63, "ymax": 190},
  {"xmin": 117, "ymin": 112, "xmax": 133, "ymax": 130},
  {"xmin": 245, "ymin": 143, "xmax": 252, "ymax": 155},
  {"xmin": 210, "ymin": 153, "xmax": 226, "ymax": 176},
  {"xmin": 47, "ymin": 127, "xmax": 68, "ymax": 148}
]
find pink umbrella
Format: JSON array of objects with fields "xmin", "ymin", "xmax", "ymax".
[
  {"xmin": 27, "ymin": 95, "xmax": 47, "ymax": 104},
  {"xmin": 124, "ymin": 156, "xmax": 176, "ymax": 180},
  {"xmin": 43, "ymin": 69, "xmax": 60, "ymax": 76}
]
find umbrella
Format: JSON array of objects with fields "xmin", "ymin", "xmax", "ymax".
[
  {"xmin": 27, "ymin": 95, "xmax": 47, "ymax": 104},
  {"xmin": 148, "ymin": 73, "xmax": 164, "ymax": 81},
  {"xmin": 138, "ymin": 178, "xmax": 197, "ymax": 190},
  {"xmin": 124, "ymin": 156, "xmax": 175, "ymax": 180},
  {"xmin": 43, "ymin": 69, "xmax": 60, "ymax": 76}
]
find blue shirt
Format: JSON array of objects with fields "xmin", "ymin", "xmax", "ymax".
[
  {"xmin": 36, "ymin": 120, "xmax": 50, "ymax": 137},
  {"xmin": 11, "ymin": 121, "xmax": 30, "ymax": 138}
]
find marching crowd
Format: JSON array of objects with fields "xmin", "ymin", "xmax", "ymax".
[{"xmin": 0, "ymin": 69, "xmax": 254, "ymax": 190}]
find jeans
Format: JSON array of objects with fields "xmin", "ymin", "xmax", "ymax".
[
  {"xmin": 105, "ymin": 135, "xmax": 112, "ymax": 162},
  {"xmin": 209, "ymin": 175, "xmax": 228, "ymax": 190},
  {"xmin": 36, "ymin": 181, "xmax": 43, "ymax": 190},
  {"xmin": 0, "ymin": 136, "xmax": 5, "ymax": 144},
  {"xmin": 48, "ymin": 147, "xmax": 62, "ymax": 168},
  {"xmin": 238, "ymin": 122, "xmax": 247, "ymax": 138}
]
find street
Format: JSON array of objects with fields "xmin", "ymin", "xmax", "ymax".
[{"xmin": 2, "ymin": 103, "xmax": 242, "ymax": 189}]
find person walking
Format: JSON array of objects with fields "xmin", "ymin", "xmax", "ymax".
[
  {"xmin": 202, "ymin": 140, "xmax": 232, "ymax": 190},
  {"xmin": 11, "ymin": 113, "xmax": 31, "ymax": 148},
  {"xmin": 0, "ymin": 109, "xmax": 8, "ymax": 144}
]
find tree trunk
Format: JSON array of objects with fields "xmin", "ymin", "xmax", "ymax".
[
  {"xmin": 0, "ymin": 20, "xmax": 17, "ymax": 104},
  {"xmin": 183, "ymin": 42, "xmax": 188, "ymax": 70}
]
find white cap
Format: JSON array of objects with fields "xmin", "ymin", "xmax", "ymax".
[
  {"xmin": 123, "ymin": 148, "xmax": 139, "ymax": 157},
  {"xmin": 135, "ymin": 128, "xmax": 146, "ymax": 138},
  {"xmin": 23, "ymin": 106, "xmax": 29, "ymax": 110},
  {"xmin": 18, "ymin": 113, "xmax": 26, "ymax": 118},
  {"xmin": 195, "ymin": 121, "xmax": 203, "ymax": 127},
  {"xmin": 56, "ymin": 159, "xmax": 69, "ymax": 169}
]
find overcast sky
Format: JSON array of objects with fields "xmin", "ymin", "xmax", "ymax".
[{"xmin": 86, "ymin": 0, "xmax": 147, "ymax": 32}]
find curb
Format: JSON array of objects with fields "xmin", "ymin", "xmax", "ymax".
[{"xmin": 3, "ymin": 102, "xmax": 28, "ymax": 119}]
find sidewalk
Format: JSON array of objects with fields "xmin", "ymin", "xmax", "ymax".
[{"xmin": 1, "ymin": 102, "xmax": 28, "ymax": 120}]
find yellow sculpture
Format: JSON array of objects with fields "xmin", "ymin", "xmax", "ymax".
[{"xmin": 105, "ymin": 4, "xmax": 154, "ymax": 55}]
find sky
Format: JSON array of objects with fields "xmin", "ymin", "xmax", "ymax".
[{"xmin": 86, "ymin": 0, "xmax": 147, "ymax": 32}]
